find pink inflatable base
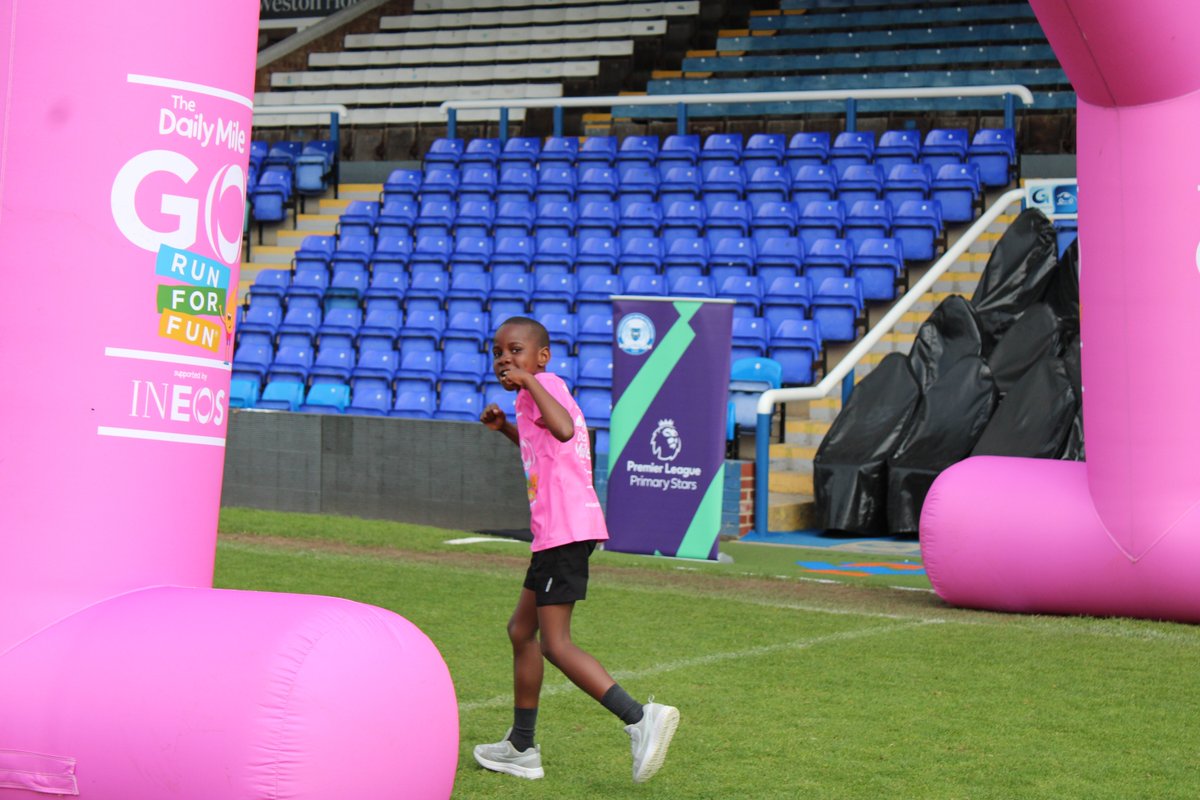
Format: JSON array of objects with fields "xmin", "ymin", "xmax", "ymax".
[
  {"xmin": 921, "ymin": 457, "xmax": 1200, "ymax": 623},
  {"xmin": 0, "ymin": 587, "xmax": 459, "ymax": 799}
]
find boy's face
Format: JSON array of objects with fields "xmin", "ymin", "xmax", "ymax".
[{"xmin": 492, "ymin": 322, "xmax": 550, "ymax": 390}]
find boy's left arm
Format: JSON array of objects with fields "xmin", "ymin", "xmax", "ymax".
[{"xmin": 522, "ymin": 376, "xmax": 575, "ymax": 442}]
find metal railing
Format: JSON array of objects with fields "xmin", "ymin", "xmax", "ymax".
[
  {"xmin": 752, "ymin": 187, "xmax": 1026, "ymax": 537},
  {"xmin": 440, "ymin": 85, "xmax": 1034, "ymax": 138}
]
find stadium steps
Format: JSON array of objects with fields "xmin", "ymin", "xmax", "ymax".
[{"xmin": 762, "ymin": 209, "xmax": 1016, "ymax": 532}]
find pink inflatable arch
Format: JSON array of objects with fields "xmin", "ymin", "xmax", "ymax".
[
  {"xmin": 0, "ymin": 3, "xmax": 458, "ymax": 797},
  {"xmin": 921, "ymin": 0, "xmax": 1200, "ymax": 622}
]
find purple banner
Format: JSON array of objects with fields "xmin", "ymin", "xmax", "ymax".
[{"xmin": 605, "ymin": 298, "xmax": 733, "ymax": 560}]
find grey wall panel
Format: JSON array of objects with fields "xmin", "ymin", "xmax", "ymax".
[{"xmin": 221, "ymin": 411, "xmax": 529, "ymax": 532}]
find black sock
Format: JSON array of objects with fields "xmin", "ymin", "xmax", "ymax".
[
  {"xmin": 601, "ymin": 684, "xmax": 644, "ymax": 725},
  {"xmin": 509, "ymin": 707, "xmax": 538, "ymax": 752}
]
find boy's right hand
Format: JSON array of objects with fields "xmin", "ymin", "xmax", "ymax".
[{"xmin": 480, "ymin": 403, "xmax": 507, "ymax": 430}]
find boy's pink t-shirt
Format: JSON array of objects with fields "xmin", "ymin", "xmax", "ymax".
[{"xmin": 514, "ymin": 372, "xmax": 609, "ymax": 552}]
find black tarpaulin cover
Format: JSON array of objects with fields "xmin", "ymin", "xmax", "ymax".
[
  {"xmin": 1041, "ymin": 237, "xmax": 1080, "ymax": 325},
  {"xmin": 887, "ymin": 356, "xmax": 997, "ymax": 534},
  {"xmin": 1060, "ymin": 334, "xmax": 1085, "ymax": 461},
  {"xmin": 971, "ymin": 208, "xmax": 1059, "ymax": 348},
  {"xmin": 986, "ymin": 302, "xmax": 1064, "ymax": 396},
  {"xmin": 813, "ymin": 353, "xmax": 922, "ymax": 534},
  {"xmin": 971, "ymin": 357, "xmax": 1078, "ymax": 459},
  {"xmin": 907, "ymin": 294, "xmax": 985, "ymax": 393}
]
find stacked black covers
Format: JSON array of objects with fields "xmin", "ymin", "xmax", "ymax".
[{"xmin": 814, "ymin": 210, "xmax": 1080, "ymax": 536}]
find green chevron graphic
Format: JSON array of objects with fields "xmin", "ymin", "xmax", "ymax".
[{"xmin": 674, "ymin": 463, "xmax": 725, "ymax": 559}]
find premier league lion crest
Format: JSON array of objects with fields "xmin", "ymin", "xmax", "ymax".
[{"xmin": 651, "ymin": 419, "xmax": 682, "ymax": 462}]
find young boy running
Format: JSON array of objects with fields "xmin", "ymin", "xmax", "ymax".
[{"xmin": 474, "ymin": 316, "xmax": 679, "ymax": 783}]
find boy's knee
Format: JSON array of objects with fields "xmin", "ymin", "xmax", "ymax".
[{"xmin": 539, "ymin": 636, "xmax": 570, "ymax": 665}]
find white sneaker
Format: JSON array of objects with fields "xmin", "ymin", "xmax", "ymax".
[
  {"xmin": 473, "ymin": 730, "xmax": 544, "ymax": 780},
  {"xmin": 625, "ymin": 701, "xmax": 680, "ymax": 783}
]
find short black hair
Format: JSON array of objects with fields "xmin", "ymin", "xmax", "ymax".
[{"xmin": 497, "ymin": 315, "xmax": 550, "ymax": 349}]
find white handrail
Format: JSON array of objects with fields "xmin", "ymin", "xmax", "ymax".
[
  {"xmin": 253, "ymin": 103, "xmax": 350, "ymax": 121},
  {"xmin": 756, "ymin": 188, "xmax": 1025, "ymax": 415},
  {"xmin": 439, "ymin": 85, "xmax": 1035, "ymax": 113}
]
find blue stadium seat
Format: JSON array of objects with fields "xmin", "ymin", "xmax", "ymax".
[
  {"xmin": 326, "ymin": 266, "xmax": 368, "ymax": 308},
  {"xmin": 577, "ymin": 167, "xmax": 619, "ymax": 206},
  {"xmin": 293, "ymin": 235, "xmax": 336, "ymax": 272},
  {"xmin": 409, "ymin": 235, "xmax": 453, "ymax": 272},
  {"xmin": 920, "ymin": 128, "xmax": 969, "ymax": 174},
  {"xmin": 414, "ymin": 199, "xmax": 456, "ymax": 238},
  {"xmin": 577, "ymin": 357, "xmax": 613, "ymax": 390},
  {"xmin": 358, "ymin": 306, "xmax": 403, "ymax": 348},
  {"xmin": 424, "ymin": 137, "xmax": 463, "ymax": 169},
  {"xmin": 875, "ymin": 130, "xmax": 922, "ymax": 178},
  {"xmin": 578, "ymin": 201, "xmax": 620, "ymax": 240},
  {"xmin": 967, "ymin": 128, "xmax": 1017, "ymax": 187},
  {"xmin": 420, "ymin": 168, "xmax": 459, "ymax": 203},
  {"xmin": 576, "ymin": 237, "xmax": 620, "ymax": 281},
  {"xmin": 811, "ymin": 278, "xmax": 864, "ymax": 342},
  {"xmin": 532, "ymin": 236, "xmax": 577, "ymax": 273},
  {"xmin": 540, "ymin": 136, "xmax": 579, "ymax": 166},
  {"xmin": 576, "ymin": 312, "xmax": 615, "ymax": 344},
  {"xmin": 490, "ymin": 235, "xmax": 535, "ymax": 273},
  {"xmin": 577, "ymin": 136, "xmax": 617, "ymax": 168},
  {"xmin": 483, "ymin": 381, "xmax": 517, "ymax": 418},
  {"xmin": 395, "ymin": 350, "xmax": 442, "ymax": 389},
  {"xmin": 670, "ymin": 274, "xmax": 716, "ymax": 298},
  {"xmin": 496, "ymin": 166, "xmax": 537, "ymax": 204},
  {"xmin": 449, "ymin": 235, "xmax": 493, "ymax": 274},
  {"xmin": 755, "ymin": 236, "xmax": 805, "ymax": 273},
  {"xmin": 843, "ymin": 200, "xmax": 894, "ymax": 251},
  {"xmin": 742, "ymin": 133, "xmax": 786, "ymax": 174},
  {"xmin": 719, "ymin": 275, "xmax": 765, "ymax": 318},
  {"xmin": 531, "ymin": 272, "xmax": 578, "ymax": 316},
  {"xmin": 248, "ymin": 269, "xmax": 290, "ymax": 305},
  {"xmin": 619, "ymin": 201, "xmax": 663, "ymax": 238},
  {"xmin": 769, "ymin": 318, "xmax": 823, "ymax": 385},
  {"xmin": 883, "ymin": 163, "xmax": 934, "ymax": 208},
  {"xmin": 829, "ymin": 130, "xmax": 876, "ymax": 178},
  {"xmin": 804, "ymin": 238, "xmax": 853, "ymax": 289},
  {"xmin": 461, "ymin": 138, "xmax": 501, "ymax": 168},
  {"xmin": 300, "ymin": 383, "xmax": 350, "ymax": 414},
  {"xmin": 440, "ymin": 351, "xmax": 488, "ymax": 390},
  {"xmin": 700, "ymin": 132, "xmax": 743, "ymax": 171},
  {"xmin": 620, "ymin": 236, "xmax": 666, "ymax": 276},
  {"xmin": 352, "ymin": 348, "xmax": 400, "ymax": 387},
  {"xmin": 232, "ymin": 342, "xmax": 272, "ymax": 385},
  {"xmin": 659, "ymin": 166, "xmax": 703, "ymax": 208},
  {"xmin": 228, "ymin": 377, "xmax": 260, "ymax": 409},
  {"xmin": 443, "ymin": 310, "xmax": 489, "ymax": 356},
  {"xmin": 389, "ymin": 388, "xmax": 435, "ymax": 419},
  {"xmin": 337, "ymin": 201, "xmax": 380, "ymax": 240},
  {"xmin": 458, "ymin": 167, "xmax": 498, "ymax": 204},
  {"xmin": 446, "ymin": 271, "xmax": 491, "ymax": 316},
  {"xmin": 534, "ymin": 201, "xmax": 578, "ymax": 243},
  {"xmin": 790, "ymin": 164, "xmax": 838, "ymax": 209},
  {"xmin": 623, "ymin": 273, "xmax": 666, "ymax": 297},
  {"xmin": 490, "ymin": 270, "xmax": 533, "ymax": 306},
  {"xmin": 538, "ymin": 313, "xmax": 578, "ymax": 354},
  {"xmin": 709, "ymin": 237, "xmax": 757, "ymax": 279},
  {"xmin": 618, "ymin": 167, "xmax": 660, "ymax": 211},
  {"xmin": 317, "ymin": 306, "xmax": 362, "ymax": 344},
  {"xmin": 546, "ymin": 355, "xmax": 578, "ymax": 388},
  {"xmin": 617, "ymin": 135, "xmax": 659, "ymax": 169},
  {"xmin": 536, "ymin": 166, "xmax": 577, "ymax": 203},
  {"xmin": 398, "ymin": 310, "xmax": 446, "ymax": 352},
  {"xmin": 256, "ymin": 380, "xmax": 306, "ymax": 411},
  {"xmin": 406, "ymin": 270, "xmax": 450, "ymax": 309},
  {"xmin": 493, "ymin": 201, "xmax": 536, "ymax": 239},
  {"xmin": 364, "ymin": 263, "xmax": 408, "ymax": 305},
  {"xmin": 277, "ymin": 305, "xmax": 322, "ymax": 344},
  {"xmin": 701, "ymin": 166, "xmax": 746, "ymax": 206},
  {"xmin": 658, "ymin": 134, "xmax": 700, "ymax": 171},
  {"xmin": 853, "ymin": 237, "xmax": 905, "ymax": 301},
  {"xmin": 661, "ymin": 200, "xmax": 706, "ymax": 247},
  {"xmin": 239, "ymin": 303, "xmax": 283, "ymax": 339},
  {"xmin": 797, "ymin": 200, "xmax": 846, "ymax": 251},
  {"xmin": 501, "ymin": 136, "xmax": 541, "ymax": 168},
  {"xmin": 250, "ymin": 170, "xmax": 291, "ymax": 227},
  {"xmin": 836, "ymin": 163, "xmax": 884, "ymax": 208},
  {"xmin": 345, "ymin": 384, "xmax": 392, "ymax": 416},
  {"xmin": 434, "ymin": 388, "xmax": 484, "ymax": 421},
  {"xmin": 746, "ymin": 166, "xmax": 791, "ymax": 210},
  {"xmin": 729, "ymin": 356, "xmax": 783, "ymax": 428},
  {"xmin": 267, "ymin": 344, "xmax": 314, "ymax": 384},
  {"xmin": 377, "ymin": 200, "xmax": 417, "ymax": 238},
  {"xmin": 785, "ymin": 131, "xmax": 831, "ymax": 170},
  {"xmin": 382, "ymin": 168, "xmax": 423, "ymax": 204},
  {"xmin": 663, "ymin": 236, "xmax": 709, "ymax": 276},
  {"xmin": 763, "ymin": 275, "xmax": 813, "ymax": 334},
  {"xmin": 706, "ymin": 200, "xmax": 752, "ymax": 240},
  {"xmin": 932, "ymin": 163, "xmax": 982, "ymax": 223},
  {"xmin": 892, "ymin": 199, "xmax": 944, "ymax": 261},
  {"xmin": 750, "ymin": 201, "xmax": 799, "ymax": 245},
  {"xmin": 731, "ymin": 316, "xmax": 771, "ymax": 361}
]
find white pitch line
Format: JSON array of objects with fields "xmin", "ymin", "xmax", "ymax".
[{"xmin": 458, "ymin": 620, "xmax": 939, "ymax": 712}]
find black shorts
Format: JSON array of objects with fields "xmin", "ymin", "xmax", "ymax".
[{"xmin": 523, "ymin": 540, "xmax": 599, "ymax": 606}]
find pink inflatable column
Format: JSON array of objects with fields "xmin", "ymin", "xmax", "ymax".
[
  {"xmin": 920, "ymin": 0, "xmax": 1200, "ymax": 621},
  {"xmin": 0, "ymin": 3, "xmax": 457, "ymax": 797}
]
